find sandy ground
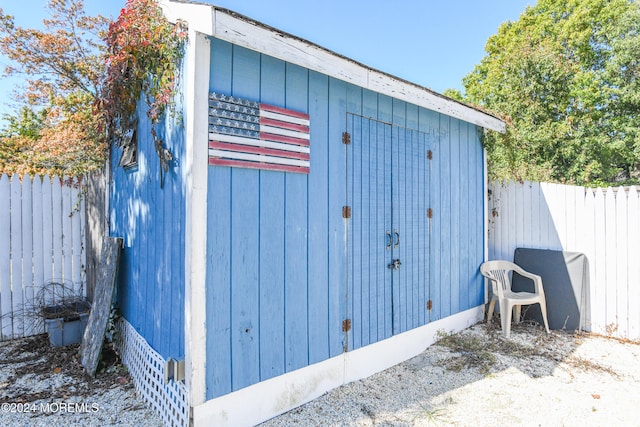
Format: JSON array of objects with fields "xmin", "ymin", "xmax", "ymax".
[
  {"xmin": 0, "ymin": 334, "xmax": 161, "ymax": 427},
  {"xmin": 261, "ymin": 319, "xmax": 640, "ymax": 426},
  {"xmin": 1, "ymin": 320, "xmax": 638, "ymax": 426}
]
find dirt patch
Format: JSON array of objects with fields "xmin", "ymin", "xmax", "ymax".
[
  {"xmin": 0, "ymin": 334, "xmax": 130, "ymax": 404},
  {"xmin": 0, "ymin": 334, "xmax": 160, "ymax": 427}
]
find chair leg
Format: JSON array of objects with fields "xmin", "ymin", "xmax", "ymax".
[
  {"xmin": 539, "ymin": 301, "xmax": 550, "ymax": 333},
  {"xmin": 487, "ymin": 297, "xmax": 496, "ymax": 321},
  {"xmin": 513, "ymin": 305, "xmax": 522, "ymax": 323},
  {"xmin": 501, "ymin": 301, "xmax": 513, "ymax": 338}
]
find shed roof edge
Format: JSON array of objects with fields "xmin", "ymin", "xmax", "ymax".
[{"xmin": 160, "ymin": 0, "xmax": 506, "ymax": 133}]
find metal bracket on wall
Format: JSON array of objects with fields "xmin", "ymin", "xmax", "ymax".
[
  {"xmin": 342, "ymin": 132, "xmax": 351, "ymax": 145},
  {"xmin": 342, "ymin": 319, "xmax": 352, "ymax": 332},
  {"xmin": 164, "ymin": 358, "xmax": 185, "ymax": 383},
  {"xmin": 342, "ymin": 206, "xmax": 351, "ymax": 219}
]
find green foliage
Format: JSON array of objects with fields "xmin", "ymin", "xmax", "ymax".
[
  {"xmin": 463, "ymin": 0, "xmax": 640, "ymax": 185},
  {"xmin": 0, "ymin": 107, "xmax": 47, "ymax": 140},
  {"xmin": 442, "ymin": 88, "xmax": 464, "ymax": 102}
]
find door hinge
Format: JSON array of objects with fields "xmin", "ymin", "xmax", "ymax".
[
  {"xmin": 342, "ymin": 206, "xmax": 351, "ymax": 219},
  {"xmin": 427, "ymin": 150, "xmax": 433, "ymax": 160},
  {"xmin": 342, "ymin": 132, "xmax": 351, "ymax": 145},
  {"xmin": 342, "ymin": 319, "xmax": 352, "ymax": 332},
  {"xmin": 427, "ymin": 208, "xmax": 433, "ymax": 219},
  {"xmin": 427, "ymin": 300, "xmax": 433, "ymax": 311}
]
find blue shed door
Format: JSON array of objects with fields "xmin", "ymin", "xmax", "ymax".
[{"xmin": 347, "ymin": 114, "xmax": 431, "ymax": 351}]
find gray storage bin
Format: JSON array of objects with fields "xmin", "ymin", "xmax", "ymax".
[{"xmin": 43, "ymin": 300, "xmax": 91, "ymax": 347}]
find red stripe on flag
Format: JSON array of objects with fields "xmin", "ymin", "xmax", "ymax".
[
  {"xmin": 209, "ymin": 157, "xmax": 310, "ymax": 174},
  {"xmin": 260, "ymin": 132, "xmax": 310, "ymax": 146},
  {"xmin": 260, "ymin": 103, "xmax": 309, "ymax": 120},
  {"xmin": 260, "ymin": 117, "xmax": 310, "ymax": 133},
  {"xmin": 208, "ymin": 141, "xmax": 310, "ymax": 161}
]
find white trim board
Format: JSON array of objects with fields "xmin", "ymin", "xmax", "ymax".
[
  {"xmin": 161, "ymin": 0, "xmax": 505, "ymax": 133},
  {"xmin": 182, "ymin": 30, "xmax": 211, "ymax": 407},
  {"xmin": 192, "ymin": 305, "xmax": 485, "ymax": 427}
]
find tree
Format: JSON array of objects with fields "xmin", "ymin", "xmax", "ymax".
[
  {"xmin": 463, "ymin": 0, "xmax": 640, "ymax": 185},
  {"xmin": 0, "ymin": 0, "xmax": 186, "ymax": 178},
  {"xmin": 0, "ymin": 0, "xmax": 108, "ymax": 176}
]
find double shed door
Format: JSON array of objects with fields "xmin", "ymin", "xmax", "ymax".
[{"xmin": 347, "ymin": 114, "xmax": 431, "ymax": 351}]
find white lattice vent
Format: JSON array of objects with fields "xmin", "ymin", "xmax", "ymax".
[{"xmin": 116, "ymin": 319, "xmax": 189, "ymax": 427}]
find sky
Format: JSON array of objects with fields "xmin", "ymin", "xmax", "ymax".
[{"xmin": 0, "ymin": 0, "xmax": 533, "ymax": 120}]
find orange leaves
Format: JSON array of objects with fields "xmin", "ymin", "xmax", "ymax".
[
  {"xmin": 1, "ymin": 0, "xmax": 185, "ymax": 177},
  {"xmin": 0, "ymin": 1, "xmax": 108, "ymax": 176},
  {"xmin": 0, "ymin": 105, "xmax": 105, "ymax": 177}
]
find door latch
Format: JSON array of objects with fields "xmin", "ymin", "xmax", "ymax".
[{"xmin": 388, "ymin": 259, "xmax": 402, "ymax": 270}]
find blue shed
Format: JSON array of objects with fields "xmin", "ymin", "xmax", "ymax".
[{"xmin": 109, "ymin": 1, "xmax": 505, "ymax": 426}]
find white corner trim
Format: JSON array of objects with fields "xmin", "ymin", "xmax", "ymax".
[
  {"xmin": 183, "ymin": 29, "xmax": 211, "ymax": 407},
  {"xmin": 483, "ymin": 146, "xmax": 489, "ymax": 304},
  {"xmin": 192, "ymin": 306, "xmax": 484, "ymax": 427},
  {"xmin": 163, "ymin": 1, "xmax": 505, "ymax": 133}
]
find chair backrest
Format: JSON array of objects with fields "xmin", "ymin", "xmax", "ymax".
[{"xmin": 480, "ymin": 260, "xmax": 518, "ymax": 299}]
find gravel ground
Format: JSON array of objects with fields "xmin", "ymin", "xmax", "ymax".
[
  {"xmin": 0, "ymin": 334, "xmax": 162, "ymax": 427},
  {"xmin": 2, "ymin": 321, "xmax": 639, "ymax": 427},
  {"xmin": 261, "ymin": 320, "xmax": 640, "ymax": 427}
]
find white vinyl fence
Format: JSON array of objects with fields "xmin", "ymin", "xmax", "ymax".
[
  {"xmin": 0, "ymin": 173, "xmax": 86, "ymax": 341},
  {"xmin": 488, "ymin": 180, "xmax": 640, "ymax": 340}
]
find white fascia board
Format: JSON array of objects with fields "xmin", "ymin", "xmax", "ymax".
[
  {"xmin": 163, "ymin": 0, "xmax": 505, "ymax": 133},
  {"xmin": 212, "ymin": 10, "xmax": 369, "ymax": 88}
]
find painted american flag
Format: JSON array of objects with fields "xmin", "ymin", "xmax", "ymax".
[{"xmin": 208, "ymin": 92, "xmax": 310, "ymax": 174}]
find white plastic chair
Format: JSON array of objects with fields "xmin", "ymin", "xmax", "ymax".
[{"xmin": 480, "ymin": 260, "xmax": 550, "ymax": 338}]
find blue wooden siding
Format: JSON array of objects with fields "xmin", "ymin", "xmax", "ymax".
[
  {"xmin": 110, "ymin": 91, "xmax": 186, "ymax": 360},
  {"xmin": 205, "ymin": 37, "xmax": 485, "ymax": 399},
  {"xmin": 429, "ymin": 117, "xmax": 486, "ymax": 321}
]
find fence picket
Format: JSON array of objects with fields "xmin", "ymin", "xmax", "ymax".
[
  {"xmin": 0, "ymin": 175, "xmax": 12, "ymax": 340},
  {"xmin": 582, "ymin": 188, "xmax": 596, "ymax": 331},
  {"xmin": 41, "ymin": 175, "xmax": 54, "ymax": 296},
  {"xmin": 31, "ymin": 177, "xmax": 45, "ymax": 336},
  {"xmin": 628, "ymin": 187, "xmax": 640, "ymax": 338},
  {"xmin": 0, "ymin": 173, "xmax": 86, "ymax": 341},
  {"xmin": 72, "ymin": 179, "xmax": 84, "ymax": 291},
  {"xmin": 530, "ymin": 181, "xmax": 541, "ymax": 247},
  {"xmin": 604, "ymin": 188, "xmax": 618, "ymax": 335},
  {"xmin": 51, "ymin": 177, "xmax": 63, "ymax": 298},
  {"xmin": 592, "ymin": 188, "xmax": 607, "ymax": 335},
  {"xmin": 10, "ymin": 176, "xmax": 23, "ymax": 338},
  {"xmin": 62, "ymin": 177, "xmax": 74, "ymax": 294},
  {"xmin": 21, "ymin": 177, "xmax": 34, "ymax": 336},
  {"xmin": 615, "ymin": 188, "xmax": 629, "ymax": 338}
]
